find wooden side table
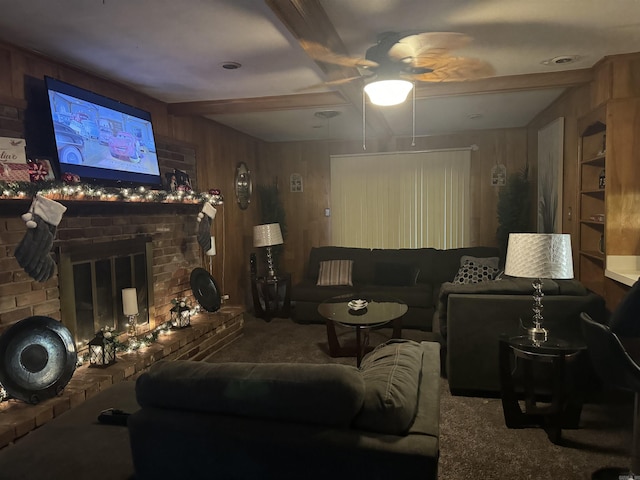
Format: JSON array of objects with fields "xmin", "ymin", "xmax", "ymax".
[
  {"xmin": 498, "ymin": 334, "xmax": 587, "ymax": 444},
  {"xmin": 250, "ymin": 273, "xmax": 291, "ymax": 321}
]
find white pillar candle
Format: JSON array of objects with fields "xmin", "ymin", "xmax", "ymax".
[{"xmin": 122, "ymin": 288, "xmax": 138, "ymax": 316}]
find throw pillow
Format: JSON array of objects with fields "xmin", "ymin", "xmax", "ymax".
[
  {"xmin": 459, "ymin": 255, "xmax": 500, "ymax": 269},
  {"xmin": 353, "ymin": 339, "xmax": 424, "ymax": 435},
  {"xmin": 609, "ymin": 279, "xmax": 640, "ymax": 337},
  {"xmin": 316, "ymin": 259, "xmax": 353, "ymax": 286},
  {"xmin": 373, "ymin": 262, "xmax": 420, "ymax": 286},
  {"xmin": 452, "ymin": 256, "xmax": 500, "ymax": 284}
]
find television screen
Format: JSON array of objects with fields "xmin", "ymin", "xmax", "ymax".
[{"xmin": 45, "ymin": 76, "xmax": 162, "ymax": 188}]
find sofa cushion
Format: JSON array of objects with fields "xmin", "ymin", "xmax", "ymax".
[
  {"xmin": 353, "ymin": 339, "xmax": 424, "ymax": 435},
  {"xmin": 555, "ymin": 279, "xmax": 589, "ymax": 296},
  {"xmin": 291, "ymin": 279, "xmax": 355, "ymax": 303},
  {"xmin": 317, "ymin": 259, "xmax": 353, "ymax": 286},
  {"xmin": 136, "ymin": 361, "xmax": 365, "ymax": 428},
  {"xmin": 361, "ymin": 284, "xmax": 434, "ymax": 308},
  {"xmin": 306, "ymin": 246, "xmax": 374, "ymax": 283},
  {"xmin": 436, "ymin": 278, "xmax": 563, "ymax": 338},
  {"xmin": 452, "ymin": 256, "xmax": 500, "ymax": 284},
  {"xmin": 373, "ymin": 262, "xmax": 420, "ymax": 286},
  {"xmin": 422, "ymin": 246, "xmax": 502, "ymax": 285}
]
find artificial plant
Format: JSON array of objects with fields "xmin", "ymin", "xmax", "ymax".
[{"xmin": 496, "ymin": 165, "xmax": 531, "ymax": 258}]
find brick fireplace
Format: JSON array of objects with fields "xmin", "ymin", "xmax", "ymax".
[
  {"xmin": 1, "ymin": 200, "xmax": 204, "ymax": 336},
  {"xmin": 0, "ymin": 200, "xmax": 244, "ymax": 448}
]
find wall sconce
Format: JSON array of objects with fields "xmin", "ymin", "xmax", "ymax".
[{"xmin": 89, "ymin": 331, "xmax": 116, "ymax": 367}]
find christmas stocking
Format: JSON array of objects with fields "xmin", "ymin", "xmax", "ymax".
[
  {"xmin": 196, "ymin": 201, "xmax": 217, "ymax": 252},
  {"xmin": 14, "ymin": 194, "xmax": 67, "ymax": 282}
]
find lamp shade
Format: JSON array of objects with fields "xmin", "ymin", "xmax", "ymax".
[
  {"xmin": 253, "ymin": 223, "xmax": 283, "ymax": 248},
  {"xmin": 504, "ymin": 233, "xmax": 574, "ymax": 279},
  {"xmin": 364, "ymin": 79, "xmax": 413, "ymax": 106}
]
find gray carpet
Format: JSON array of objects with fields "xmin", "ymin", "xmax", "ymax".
[
  {"xmin": 207, "ymin": 316, "xmax": 634, "ymax": 480},
  {"xmin": 0, "ymin": 315, "xmax": 632, "ymax": 479}
]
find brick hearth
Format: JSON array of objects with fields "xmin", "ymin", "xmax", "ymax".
[{"xmin": 0, "ymin": 305, "xmax": 244, "ymax": 449}]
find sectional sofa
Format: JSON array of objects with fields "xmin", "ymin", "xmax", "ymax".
[
  {"xmin": 128, "ymin": 339, "xmax": 441, "ymax": 480},
  {"xmin": 435, "ymin": 277, "xmax": 606, "ymax": 395},
  {"xmin": 291, "ymin": 245, "xmax": 501, "ymax": 330}
]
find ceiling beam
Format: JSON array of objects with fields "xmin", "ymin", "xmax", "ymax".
[
  {"xmin": 169, "ymin": 68, "xmax": 594, "ymax": 116},
  {"xmin": 414, "ymin": 69, "xmax": 593, "ymax": 99},
  {"xmin": 265, "ymin": 0, "xmax": 395, "ymax": 143},
  {"xmin": 168, "ymin": 91, "xmax": 348, "ymax": 116}
]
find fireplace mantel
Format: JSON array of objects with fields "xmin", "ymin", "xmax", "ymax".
[{"xmin": 0, "ymin": 198, "xmax": 208, "ymax": 216}]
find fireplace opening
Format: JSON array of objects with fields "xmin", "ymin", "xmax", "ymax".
[{"xmin": 58, "ymin": 237, "xmax": 155, "ymax": 347}]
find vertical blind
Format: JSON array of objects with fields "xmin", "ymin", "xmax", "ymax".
[{"xmin": 330, "ymin": 149, "xmax": 471, "ymax": 249}]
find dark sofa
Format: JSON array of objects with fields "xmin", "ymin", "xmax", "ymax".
[
  {"xmin": 435, "ymin": 277, "xmax": 606, "ymax": 395},
  {"xmin": 128, "ymin": 340, "xmax": 441, "ymax": 480},
  {"xmin": 292, "ymin": 245, "xmax": 500, "ymax": 330}
]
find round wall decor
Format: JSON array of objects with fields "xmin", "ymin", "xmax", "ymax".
[
  {"xmin": 235, "ymin": 162, "xmax": 252, "ymax": 210},
  {"xmin": 0, "ymin": 316, "xmax": 77, "ymax": 404},
  {"xmin": 190, "ymin": 268, "xmax": 222, "ymax": 312}
]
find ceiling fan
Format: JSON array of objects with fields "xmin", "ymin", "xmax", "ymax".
[{"xmin": 301, "ymin": 32, "xmax": 495, "ymax": 105}]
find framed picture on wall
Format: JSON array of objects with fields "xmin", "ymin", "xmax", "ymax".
[
  {"xmin": 290, "ymin": 173, "xmax": 303, "ymax": 192},
  {"xmin": 165, "ymin": 169, "xmax": 192, "ymax": 192},
  {"xmin": 28, "ymin": 158, "xmax": 56, "ymax": 182}
]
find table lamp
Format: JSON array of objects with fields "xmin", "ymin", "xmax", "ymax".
[
  {"xmin": 253, "ymin": 223, "xmax": 283, "ymax": 278},
  {"xmin": 504, "ymin": 233, "xmax": 574, "ymax": 342}
]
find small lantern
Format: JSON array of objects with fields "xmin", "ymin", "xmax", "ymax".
[
  {"xmin": 171, "ymin": 302, "xmax": 191, "ymax": 329},
  {"xmin": 89, "ymin": 331, "xmax": 116, "ymax": 367}
]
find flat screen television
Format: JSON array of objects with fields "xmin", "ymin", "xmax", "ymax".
[{"xmin": 44, "ymin": 76, "xmax": 163, "ymax": 188}]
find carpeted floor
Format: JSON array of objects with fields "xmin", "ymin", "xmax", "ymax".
[
  {"xmin": 207, "ymin": 315, "xmax": 634, "ymax": 480},
  {"xmin": 0, "ymin": 314, "xmax": 632, "ymax": 479}
]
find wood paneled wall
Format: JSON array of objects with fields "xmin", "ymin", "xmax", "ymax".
[
  {"xmin": 4, "ymin": 38, "xmax": 638, "ymax": 310},
  {"xmin": 260, "ymin": 129, "xmax": 528, "ymax": 284},
  {"xmin": 526, "ymin": 52, "xmax": 640, "ymax": 309},
  {"xmin": 0, "ymin": 41, "xmax": 262, "ymax": 306}
]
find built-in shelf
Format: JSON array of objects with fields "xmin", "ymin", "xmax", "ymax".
[
  {"xmin": 580, "ymin": 189, "xmax": 605, "ymax": 197},
  {"xmin": 605, "ymin": 256, "xmax": 640, "ymax": 287},
  {"xmin": 580, "ymin": 219, "xmax": 604, "ymax": 227},
  {"xmin": 580, "ymin": 250, "xmax": 605, "ymax": 262},
  {"xmin": 581, "ymin": 153, "xmax": 606, "ymax": 166}
]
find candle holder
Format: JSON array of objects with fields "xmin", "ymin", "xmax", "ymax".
[
  {"xmin": 89, "ymin": 331, "xmax": 116, "ymax": 367},
  {"xmin": 170, "ymin": 297, "xmax": 191, "ymax": 329},
  {"xmin": 126, "ymin": 314, "xmax": 139, "ymax": 337}
]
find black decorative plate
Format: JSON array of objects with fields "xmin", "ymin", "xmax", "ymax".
[
  {"xmin": 190, "ymin": 268, "xmax": 221, "ymax": 312},
  {"xmin": 0, "ymin": 316, "xmax": 77, "ymax": 404}
]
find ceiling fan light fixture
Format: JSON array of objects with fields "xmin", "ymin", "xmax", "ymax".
[{"xmin": 364, "ymin": 79, "xmax": 413, "ymax": 106}]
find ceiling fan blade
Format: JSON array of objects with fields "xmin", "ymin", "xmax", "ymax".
[
  {"xmin": 388, "ymin": 32, "xmax": 472, "ymax": 62},
  {"xmin": 404, "ymin": 56, "xmax": 495, "ymax": 82},
  {"xmin": 300, "ymin": 40, "xmax": 378, "ymax": 68}
]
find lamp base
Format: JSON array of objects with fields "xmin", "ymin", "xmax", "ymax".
[{"xmin": 528, "ymin": 324, "xmax": 548, "ymax": 343}]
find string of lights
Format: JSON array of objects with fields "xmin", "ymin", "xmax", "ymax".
[{"xmin": 0, "ymin": 180, "xmax": 223, "ymax": 205}]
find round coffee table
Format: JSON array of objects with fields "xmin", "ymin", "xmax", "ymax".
[{"xmin": 317, "ymin": 294, "xmax": 408, "ymax": 367}]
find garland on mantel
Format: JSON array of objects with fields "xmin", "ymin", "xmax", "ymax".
[{"xmin": 0, "ymin": 180, "xmax": 223, "ymax": 205}]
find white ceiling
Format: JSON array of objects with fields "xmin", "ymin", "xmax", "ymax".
[{"xmin": 1, "ymin": 0, "xmax": 639, "ymax": 142}]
